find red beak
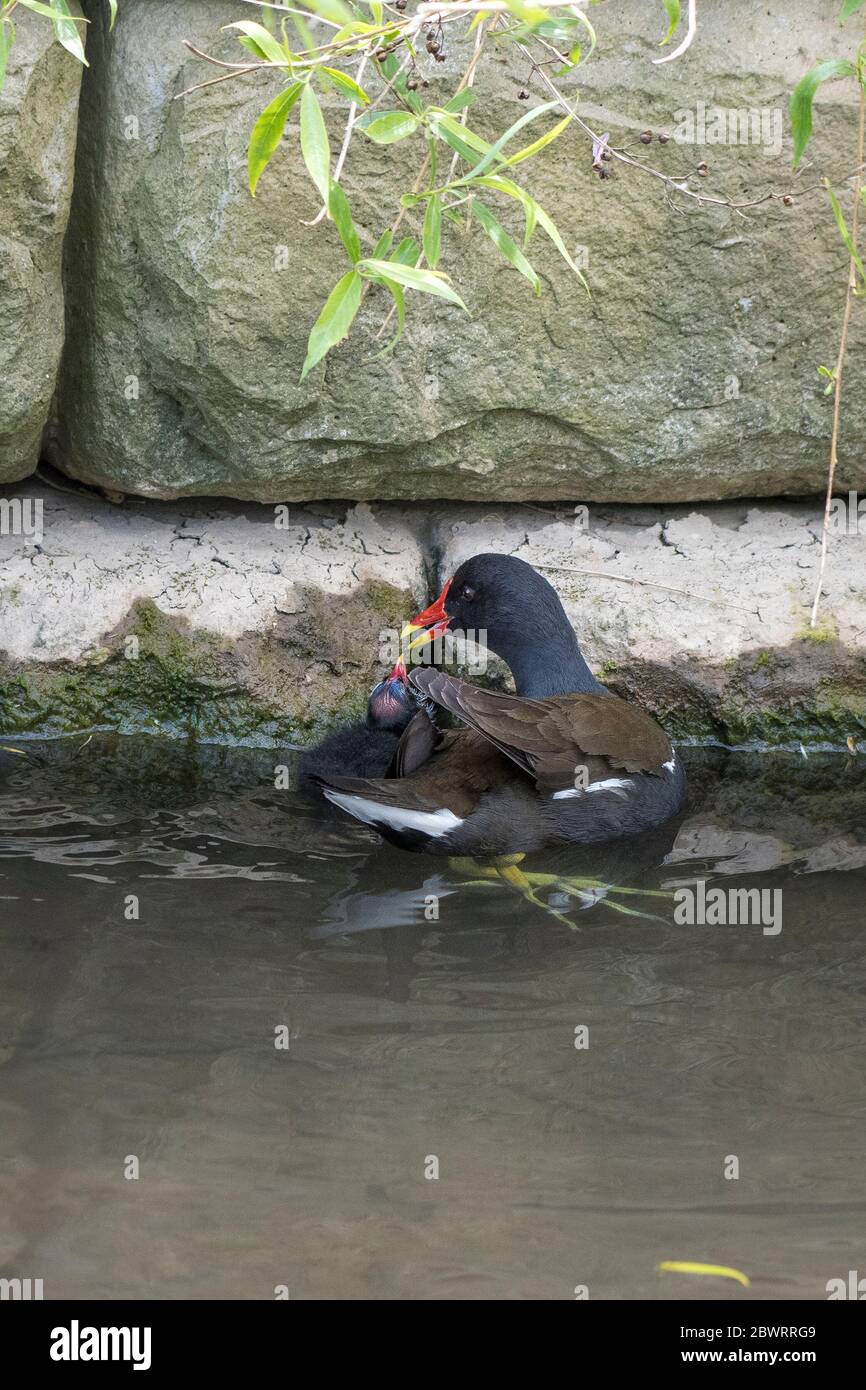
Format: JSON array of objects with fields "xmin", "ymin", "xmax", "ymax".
[
  {"xmin": 389, "ymin": 657, "xmax": 408, "ymax": 681},
  {"xmin": 401, "ymin": 577, "xmax": 452, "ymax": 651}
]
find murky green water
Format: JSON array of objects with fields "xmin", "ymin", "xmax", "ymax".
[{"xmin": 1, "ymin": 737, "xmax": 864, "ymax": 1301}]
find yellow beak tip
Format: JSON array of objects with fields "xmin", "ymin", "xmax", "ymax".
[{"xmin": 400, "ymin": 621, "xmax": 422, "ymax": 639}]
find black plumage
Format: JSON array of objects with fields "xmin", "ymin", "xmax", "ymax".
[{"xmin": 312, "ymin": 554, "xmax": 686, "ymax": 854}]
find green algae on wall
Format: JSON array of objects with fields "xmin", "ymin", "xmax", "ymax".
[{"xmin": 0, "ymin": 581, "xmax": 415, "ymax": 746}]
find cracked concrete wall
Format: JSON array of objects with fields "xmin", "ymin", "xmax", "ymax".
[
  {"xmin": 2, "ymin": 484, "xmax": 864, "ymax": 746},
  {"xmin": 0, "ymin": 5, "xmax": 84, "ymax": 483},
  {"xmin": 40, "ymin": 0, "xmax": 866, "ymax": 501}
]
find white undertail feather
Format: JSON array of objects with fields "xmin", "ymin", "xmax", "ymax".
[{"xmin": 323, "ymin": 789, "xmax": 463, "ymax": 838}]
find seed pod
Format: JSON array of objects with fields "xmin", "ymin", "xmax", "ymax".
[
  {"xmin": 783, "ymin": 194, "xmax": 794, "ymax": 207},
  {"xmin": 658, "ymin": 133, "xmax": 669, "ymax": 144},
  {"xmin": 640, "ymin": 129, "xmax": 652, "ymax": 144},
  {"xmin": 518, "ymin": 88, "xmax": 529, "ymax": 100},
  {"xmin": 407, "ymin": 78, "xmax": 418, "ymax": 90}
]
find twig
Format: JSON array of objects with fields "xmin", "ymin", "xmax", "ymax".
[
  {"xmin": 519, "ymin": 39, "xmax": 831, "ymax": 215},
  {"xmin": 653, "ymin": 0, "xmax": 697, "ymax": 66},
  {"xmin": 810, "ymin": 41, "xmax": 866, "ymax": 627},
  {"xmin": 533, "ymin": 563, "xmax": 761, "ymax": 618}
]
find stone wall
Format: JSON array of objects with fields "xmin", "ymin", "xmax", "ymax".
[
  {"xmin": 35, "ymin": 0, "xmax": 866, "ymax": 501},
  {"xmin": 0, "ymin": 4, "xmax": 83, "ymax": 483},
  {"xmin": 2, "ymin": 482, "xmax": 864, "ymax": 746}
]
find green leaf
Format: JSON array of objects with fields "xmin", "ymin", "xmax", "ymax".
[
  {"xmin": 224, "ymin": 21, "xmax": 288, "ymax": 65},
  {"xmin": 107, "ymin": 0, "xmax": 118, "ymax": 31},
  {"xmin": 44, "ymin": 0, "xmax": 87, "ymax": 66},
  {"xmin": 392, "ymin": 237, "xmax": 418, "ymax": 265},
  {"xmin": 430, "ymin": 110, "xmax": 490, "ymax": 162},
  {"xmin": 472, "ymin": 201, "xmax": 540, "ymax": 295},
  {"xmin": 460, "ymin": 100, "xmax": 562, "ymax": 181},
  {"xmin": 300, "ymin": 270, "xmax": 362, "ymax": 381},
  {"xmin": 790, "ymin": 59, "xmax": 856, "ymax": 166},
  {"xmin": 300, "ymin": 82, "xmax": 331, "ymax": 205},
  {"xmin": 472, "ymin": 174, "xmax": 589, "ymax": 290},
  {"xmin": 554, "ymin": 43, "xmax": 582, "ymax": 78},
  {"xmin": 358, "ymin": 111, "xmax": 419, "ymax": 144},
  {"xmin": 496, "ymin": 112, "xmax": 572, "ymax": 170},
  {"xmin": 18, "ymin": 0, "xmax": 75, "ymax": 18},
  {"xmin": 248, "ymin": 83, "xmax": 301, "ymax": 196},
  {"xmin": 840, "ymin": 0, "xmax": 865, "ymax": 19},
  {"xmin": 660, "ymin": 0, "xmax": 681, "ymax": 46},
  {"xmin": 322, "ymin": 66, "xmax": 370, "ymax": 104},
  {"xmin": 328, "ymin": 180, "xmax": 361, "ymax": 262},
  {"xmin": 372, "ymin": 229, "xmax": 394, "ymax": 258},
  {"xmin": 358, "ymin": 259, "xmax": 468, "ymax": 310},
  {"xmin": 423, "ymin": 194, "xmax": 443, "ymax": 269},
  {"xmin": 0, "ymin": 21, "xmax": 12, "ymax": 94},
  {"xmin": 300, "ymin": 0, "xmax": 354, "ymax": 24},
  {"xmin": 500, "ymin": 0, "xmax": 548, "ymax": 26},
  {"xmin": 444, "ymin": 89, "xmax": 477, "ymax": 115},
  {"xmin": 825, "ymin": 179, "xmax": 866, "ymax": 286}
]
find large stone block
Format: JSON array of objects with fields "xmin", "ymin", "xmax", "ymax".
[
  {"xmin": 0, "ymin": 5, "xmax": 83, "ymax": 482},
  {"xmin": 48, "ymin": 0, "xmax": 866, "ymax": 501}
]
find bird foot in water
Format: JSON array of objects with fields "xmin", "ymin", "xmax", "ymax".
[{"xmin": 448, "ymin": 857, "xmax": 673, "ymax": 926}]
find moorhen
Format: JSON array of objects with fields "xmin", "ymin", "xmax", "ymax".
[
  {"xmin": 312, "ymin": 553, "xmax": 686, "ymax": 855},
  {"xmin": 298, "ymin": 658, "xmax": 436, "ymax": 784}
]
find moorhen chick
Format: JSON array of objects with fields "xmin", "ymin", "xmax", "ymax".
[
  {"xmin": 311, "ymin": 553, "xmax": 686, "ymax": 855},
  {"xmin": 298, "ymin": 658, "xmax": 436, "ymax": 784}
]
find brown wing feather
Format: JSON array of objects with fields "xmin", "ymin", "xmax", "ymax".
[
  {"xmin": 314, "ymin": 731, "xmax": 518, "ymax": 820},
  {"xmin": 408, "ymin": 668, "xmax": 672, "ymax": 793}
]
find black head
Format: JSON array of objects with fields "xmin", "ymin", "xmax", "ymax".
[{"xmin": 404, "ymin": 552, "xmax": 606, "ymax": 699}]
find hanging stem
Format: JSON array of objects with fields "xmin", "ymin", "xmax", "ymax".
[{"xmin": 810, "ymin": 41, "xmax": 866, "ymax": 628}]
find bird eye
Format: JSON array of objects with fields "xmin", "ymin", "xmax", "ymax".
[{"xmin": 462, "ymin": 585, "xmax": 476, "ymax": 600}]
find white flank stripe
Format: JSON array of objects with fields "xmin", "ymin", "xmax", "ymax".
[
  {"xmin": 323, "ymin": 789, "xmax": 463, "ymax": 839},
  {"xmin": 552, "ymin": 777, "xmax": 634, "ymax": 801}
]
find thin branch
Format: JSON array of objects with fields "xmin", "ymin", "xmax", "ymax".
[
  {"xmin": 653, "ymin": 0, "xmax": 697, "ymax": 66},
  {"xmin": 534, "ymin": 564, "xmax": 761, "ymax": 619},
  {"xmin": 518, "ymin": 40, "xmax": 856, "ymax": 216},
  {"xmin": 810, "ymin": 53, "xmax": 866, "ymax": 627}
]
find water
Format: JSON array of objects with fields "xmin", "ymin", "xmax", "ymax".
[{"xmin": 1, "ymin": 737, "xmax": 864, "ymax": 1301}]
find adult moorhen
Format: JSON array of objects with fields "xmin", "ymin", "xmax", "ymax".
[{"xmin": 312, "ymin": 553, "xmax": 686, "ymax": 854}]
